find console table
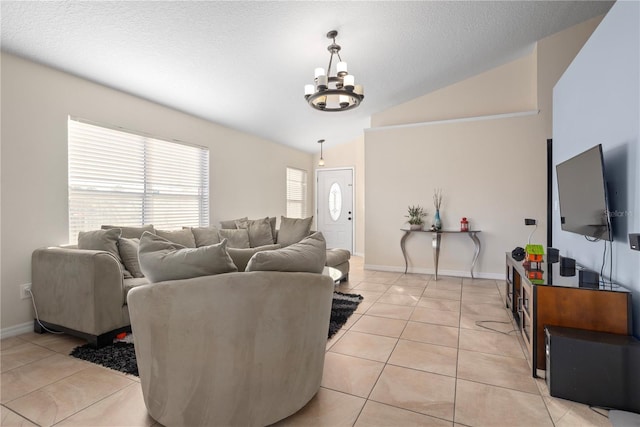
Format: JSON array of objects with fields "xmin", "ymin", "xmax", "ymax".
[
  {"xmin": 505, "ymin": 253, "xmax": 632, "ymax": 377},
  {"xmin": 400, "ymin": 229, "xmax": 481, "ymax": 280}
]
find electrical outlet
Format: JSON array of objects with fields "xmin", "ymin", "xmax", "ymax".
[{"xmin": 20, "ymin": 283, "xmax": 31, "ymax": 300}]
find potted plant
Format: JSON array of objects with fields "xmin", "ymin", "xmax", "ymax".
[{"xmin": 406, "ymin": 205, "xmax": 427, "ymax": 230}]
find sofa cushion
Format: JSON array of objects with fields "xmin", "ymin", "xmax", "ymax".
[
  {"xmin": 190, "ymin": 226, "xmax": 221, "ymax": 247},
  {"xmin": 118, "ymin": 237, "xmax": 144, "ymax": 278},
  {"xmin": 218, "ymin": 229, "xmax": 250, "ymax": 249},
  {"xmin": 227, "ymin": 244, "xmax": 281, "ymax": 272},
  {"xmin": 138, "ymin": 232, "xmax": 238, "ymax": 283},
  {"xmin": 123, "ymin": 277, "xmax": 149, "ymax": 303},
  {"xmin": 246, "ymin": 232, "xmax": 326, "ymax": 273},
  {"xmin": 220, "ymin": 217, "xmax": 248, "ymax": 229},
  {"xmin": 325, "ymin": 248, "xmax": 351, "ymax": 267},
  {"xmin": 155, "ymin": 229, "xmax": 196, "ymax": 248},
  {"xmin": 236, "ymin": 217, "xmax": 275, "ymax": 247},
  {"xmin": 101, "ymin": 224, "xmax": 155, "ymax": 239},
  {"xmin": 277, "ymin": 216, "xmax": 313, "ymax": 247},
  {"xmin": 78, "ymin": 228, "xmax": 132, "ymax": 278}
]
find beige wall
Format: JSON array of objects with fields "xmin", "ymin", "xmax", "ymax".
[
  {"xmin": 312, "ymin": 136, "xmax": 365, "ymax": 255},
  {"xmin": 372, "ymin": 53, "xmax": 537, "ymax": 127},
  {"xmin": 1, "ymin": 53, "xmax": 313, "ymax": 332},
  {"xmin": 365, "ymin": 114, "xmax": 546, "ymax": 276},
  {"xmin": 364, "ymin": 17, "xmax": 601, "ymax": 276}
]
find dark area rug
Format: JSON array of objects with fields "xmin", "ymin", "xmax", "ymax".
[
  {"xmin": 70, "ymin": 342, "xmax": 138, "ymax": 376},
  {"xmin": 328, "ymin": 291, "xmax": 364, "ymax": 339},
  {"xmin": 70, "ymin": 291, "xmax": 363, "ymax": 376}
]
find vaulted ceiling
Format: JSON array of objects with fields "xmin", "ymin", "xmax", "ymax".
[{"xmin": 1, "ymin": 1, "xmax": 613, "ymax": 152}]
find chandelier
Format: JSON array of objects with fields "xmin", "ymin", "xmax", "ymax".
[{"xmin": 304, "ymin": 30, "xmax": 364, "ymax": 112}]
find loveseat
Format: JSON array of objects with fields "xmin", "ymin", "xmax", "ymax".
[{"xmin": 30, "ymin": 216, "xmax": 350, "ymax": 347}]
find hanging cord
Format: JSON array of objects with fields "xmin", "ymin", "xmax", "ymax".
[
  {"xmin": 475, "ymin": 320, "xmax": 518, "ymax": 335},
  {"xmin": 609, "ymin": 239, "xmax": 613, "ymax": 286},
  {"xmin": 600, "ymin": 238, "xmax": 607, "ymax": 283},
  {"xmin": 589, "ymin": 406, "xmax": 611, "ymax": 418},
  {"xmin": 527, "ymin": 223, "xmax": 537, "ymax": 245},
  {"xmin": 28, "ymin": 289, "xmax": 64, "ymax": 335}
]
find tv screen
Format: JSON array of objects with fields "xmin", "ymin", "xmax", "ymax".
[{"xmin": 556, "ymin": 144, "xmax": 612, "ymax": 241}]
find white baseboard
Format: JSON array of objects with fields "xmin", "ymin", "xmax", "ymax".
[
  {"xmin": 363, "ymin": 264, "xmax": 504, "ymax": 281},
  {"xmin": 0, "ymin": 321, "xmax": 33, "ymax": 340}
]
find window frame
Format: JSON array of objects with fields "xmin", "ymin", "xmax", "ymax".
[
  {"xmin": 286, "ymin": 167, "xmax": 308, "ymax": 219},
  {"xmin": 68, "ymin": 117, "xmax": 209, "ymax": 242}
]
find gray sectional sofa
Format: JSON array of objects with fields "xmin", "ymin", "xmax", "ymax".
[{"xmin": 30, "ymin": 216, "xmax": 350, "ymax": 347}]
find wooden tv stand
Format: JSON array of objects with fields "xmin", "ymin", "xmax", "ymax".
[{"xmin": 505, "ymin": 253, "xmax": 632, "ymax": 377}]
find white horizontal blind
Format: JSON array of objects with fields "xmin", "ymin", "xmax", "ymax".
[
  {"xmin": 68, "ymin": 118, "xmax": 209, "ymax": 243},
  {"xmin": 286, "ymin": 167, "xmax": 307, "ymax": 218}
]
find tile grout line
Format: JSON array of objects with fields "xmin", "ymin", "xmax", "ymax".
[{"xmin": 50, "ymin": 382, "xmax": 139, "ymax": 427}]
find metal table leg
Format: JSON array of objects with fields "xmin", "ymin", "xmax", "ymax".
[
  {"xmin": 432, "ymin": 232, "xmax": 441, "ymax": 280},
  {"xmin": 468, "ymin": 231, "xmax": 481, "ymax": 279},
  {"xmin": 400, "ymin": 230, "xmax": 411, "ymax": 274}
]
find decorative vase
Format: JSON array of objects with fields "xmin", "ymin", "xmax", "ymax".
[
  {"xmin": 434, "ymin": 210, "xmax": 442, "ymax": 230},
  {"xmin": 410, "ymin": 224, "xmax": 424, "ymax": 231}
]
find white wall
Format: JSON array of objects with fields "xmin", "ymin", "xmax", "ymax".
[
  {"xmin": 552, "ymin": 1, "xmax": 640, "ymax": 336},
  {"xmin": 0, "ymin": 53, "xmax": 313, "ymax": 332}
]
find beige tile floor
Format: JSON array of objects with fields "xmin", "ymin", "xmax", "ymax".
[{"xmin": 1, "ymin": 256, "xmax": 613, "ymax": 426}]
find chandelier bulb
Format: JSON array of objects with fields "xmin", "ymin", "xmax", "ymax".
[
  {"xmin": 304, "ymin": 84, "xmax": 314, "ymax": 96},
  {"xmin": 316, "ymin": 75, "xmax": 328, "ymax": 91},
  {"xmin": 314, "ymin": 68, "xmax": 325, "ymax": 78},
  {"xmin": 344, "ymin": 75, "xmax": 355, "ymax": 91},
  {"xmin": 337, "ymin": 61, "xmax": 348, "ymax": 76}
]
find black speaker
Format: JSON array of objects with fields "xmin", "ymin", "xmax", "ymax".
[
  {"xmin": 511, "ymin": 247, "xmax": 525, "ymax": 261},
  {"xmin": 547, "ymin": 247, "xmax": 559, "ymax": 263},
  {"xmin": 579, "ymin": 270, "xmax": 600, "ymax": 289},
  {"xmin": 546, "ymin": 326, "xmax": 640, "ymax": 413},
  {"xmin": 559, "ymin": 256, "xmax": 575, "ymax": 276}
]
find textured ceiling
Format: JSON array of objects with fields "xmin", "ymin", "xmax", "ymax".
[{"xmin": 1, "ymin": 1, "xmax": 613, "ymax": 152}]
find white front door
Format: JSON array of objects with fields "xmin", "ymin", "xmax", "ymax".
[{"xmin": 316, "ymin": 168, "xmax": 354, "ymax": 252}]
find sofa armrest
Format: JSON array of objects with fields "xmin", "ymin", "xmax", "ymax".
[{"xmin": 31, "ymin": 247, "xmax": 128, "ymax": 336}]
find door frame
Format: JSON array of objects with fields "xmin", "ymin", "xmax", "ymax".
[{"xmin": 315, "ymin": 167, "xmax": 356, "ymax": 253}]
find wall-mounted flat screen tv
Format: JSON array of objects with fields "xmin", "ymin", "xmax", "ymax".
[{"xmin": 556, "ymin": 144, "xmax": 612, "ymax": 241}]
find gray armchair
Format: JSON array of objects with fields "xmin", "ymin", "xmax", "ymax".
[{"xmin": 127, "ymin": 270, "xmax": 334, "ymax": 427}]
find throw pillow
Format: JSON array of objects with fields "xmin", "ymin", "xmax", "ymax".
[
  {"xmin": 190, "ymin": 226, "xmax": 221, "ymax": 247},
  {"xmin": 246, "ymin": 231, "xmax": 327, "ymax": 273},
  {"xmin": 277, "ymin": 216, "xmax": 314, "ymax": 247},
  {"xmin": 219, "ymin": 217, "xmax": 248, "ymax": 229},
  {"xmin": 138, "ymin": 232, "xmax": 238, "ymax": 283},
  {"xmin": 155, "ymin": 229, "xmax": 196, "ymax": 248},
  {"xmin": 101, "ymin": 224, "xmax": 155, "ymax": 239},
  {"xmin": 218, "ymin": 228, "xmax": 250, "ymax": 249},
  {"xmin": 227, "ymin": 244, "xmax": 281, "ymax": 272},
  {"xmin": 235, "ymin": 217, "xmax": 275, "ymax": 247},
  {"xmin": 268, "ymin": 217, "xmax": 277, "ymax": 240},
  {"xmin": 118, "ymin": 237, "xmax": 144, "ymax": 278},
  {"xmin": 78, "ymin": 228, "xmax": 132, "ymax": 278}
]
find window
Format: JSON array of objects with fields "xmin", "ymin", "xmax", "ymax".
[
  {"xmin": 68, "ymin": 118, "xmax": 209, "ymax": 243},
  {"xmin": 286, "ymin": 167, "xmax": 307, "ymax": 218}
]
